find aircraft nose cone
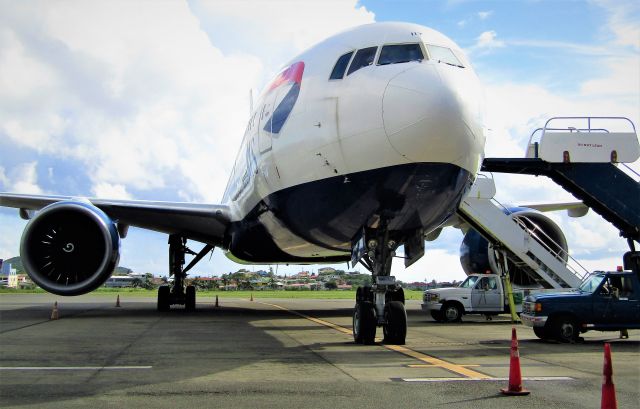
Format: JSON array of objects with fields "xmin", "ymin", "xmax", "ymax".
[{"xmin": 383, "ymin": 65, "xmax": 479, "ymax": 166}]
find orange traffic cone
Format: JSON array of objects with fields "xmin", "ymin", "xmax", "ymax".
[
  {"xmin": 50, "ymin": 301, "xmax": 59, "ymax": 320},
  {"xmin": 501, "ymin": 327, "xmax": 530, "ymax": 395},
  {"xmin": 215, "ymin": 295, "xmax": 219, "ymax": 308},
  {"xmin": 116, "ymin": 294, "xmax": 121, "ymax": 307},
  {"xmin": 601, "ymin": 343, "xmax": 617, "ymax": 409},
  {"xmin": 250, "ymin": 292, "xmax": 254, "ymax": 302}
]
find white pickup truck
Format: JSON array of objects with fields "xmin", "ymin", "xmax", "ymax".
[{"xmin": 421, "ymin": 274, "xmax": 535, "ymax": 322}]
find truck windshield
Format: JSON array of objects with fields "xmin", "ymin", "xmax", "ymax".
[
  {"xmin": 459, "ymin": 276, "xmax": 479, "ymax": 288},
  {"xmin": 579, "ymin": 274, "xmax": 605, "ymax": 293}
]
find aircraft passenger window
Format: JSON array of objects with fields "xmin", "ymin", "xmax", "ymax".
[
  {"xmin": 378, "ymin": 44, "xmax": 424, "ymax": 65},
  {"xmin": 347, "ymin": 47, "xmax": 377, "ymax": 76},
  {"xmin": 426, "ymin": 44, "xmax": 464, "ymax": 67},
  {"xmin": 329, "ymin": 51, "xmax": 354, "ymax": 80}
]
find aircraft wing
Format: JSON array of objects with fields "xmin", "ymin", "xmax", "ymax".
[
  {"xmin": 0, "ymin": 193, "xmax": 230, "ymax": 246},
  {"xmin": 518, "ymin": 202, "xmax": 589, "ymax": 216},
  {"xmin": 437, "ymin": 200, "xmax": 589, "ymax": 234}
]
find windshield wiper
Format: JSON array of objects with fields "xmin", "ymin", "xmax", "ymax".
[{"xmin": 438, "ymin": 60, "xmax": 464, "ymax": 68}]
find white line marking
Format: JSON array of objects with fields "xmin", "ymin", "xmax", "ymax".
[
  {"xmin": 0, "ymin": 366, "xmax": 152, "ymax": 371},
  {"xmin": 401, "ymin": 376, "xmax": 574, "ymax": 382}
]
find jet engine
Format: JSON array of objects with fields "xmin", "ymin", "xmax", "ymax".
[
  {"xmin": 20, "ymin": 201, "xmax": 120, "ymax": 295},
  {"xmin": 459, "ymin": 208, "xmax": 568, "ymax": 286}
]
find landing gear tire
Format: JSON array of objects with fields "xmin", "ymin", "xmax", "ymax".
[
  {"xmin": 157, "ymin": 285, "xmax": 170, "ymax": 312},
  {"xmin": 185, "ymin": 285, "xmax": 196, "ymax": 311},
  {"xmin": 356, "ymin": 286, "xmax": 373, "ymax": 303},
  {"xmin": 386, "ymin": 287, "xmax": 405, "ymax": 304},
  {"xmin": 430, "ymin": 310, "xmax": 444, "ymax": 322},
  {"xmin": 533, "ymin": 327, "xmax": 548, "ymax": 340},
  {"xmin": 383, "ymin": 301, "xmax": 407, "ymax": 345},
  {"xmin": 443, "ymin": 303, "xmax": 462, "ymax": 323},
  {"xmin": 353, "ymin": 301, "xmax": 376, "ymax": 345},
  {"xmin": 552, "ymin": 316, "xmax": 579, "ymax": 343}
]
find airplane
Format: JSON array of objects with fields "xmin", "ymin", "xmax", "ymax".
[{"xmin": 2, "ymin": 21, "xmax": 531, "ymax": 345}]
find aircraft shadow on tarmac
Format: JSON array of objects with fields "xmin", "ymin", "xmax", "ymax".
[{"xmin": 1, "ymin": 301, "xmax": 638, "ymax": 406}]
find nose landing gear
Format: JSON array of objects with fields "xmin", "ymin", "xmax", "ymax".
[{"xmin": 352, "ymin": 223, "xmax": 407, "ymax": 345}]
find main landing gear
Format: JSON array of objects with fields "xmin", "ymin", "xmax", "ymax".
[
  {"xmin": 352, "ymin": 222, "xmax": 407, "ymax": 345},
  {"xmin": 157, "ymin": 235, "xmax": 213, "ymax": 312}
]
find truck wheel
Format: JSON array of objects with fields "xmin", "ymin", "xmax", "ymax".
[
  {"xmin": 430, "ymin": 311, "xmax": 444, "ymax": 322},
  {"xmin": 552, "ymin": 316, "xmax": 579, "ymax": 343},
  {"xmin": 443, "ymin": 303, "xmax": 462, "ymax": 322},
  {"xmin": 533, "ymin": 327, "xmax": 548, "ymax": 340}
]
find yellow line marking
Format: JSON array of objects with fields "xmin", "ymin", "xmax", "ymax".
[
  {"xmin": 384, "ymin": 345, "xmax": 492, "ymax": 379},
  {"xmin": 258, "ymin": 301, "xmax": 353, "ymax": 335},
  {"xmin": 256, "ymin": 301, "xmax": 492, "ymax": 380},
  {"xmin": 407, "ymin": 364, "xmax": 480, "ymax": 368}
]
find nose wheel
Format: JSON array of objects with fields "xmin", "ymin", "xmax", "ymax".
[{"xmin": 351, "ymin": 222, "xmax": 407, "ymax": 345}]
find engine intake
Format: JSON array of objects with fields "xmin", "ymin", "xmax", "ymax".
[
  {"xmin": 460, "ymin": 208, "xmax": 568, "ymax": 286},
  {"xmin": 20, "ymin": 201, "xmax": 120, "ymax": 295}
]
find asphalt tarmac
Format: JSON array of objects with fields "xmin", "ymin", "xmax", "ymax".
[{"xmin": 0, "ymin": 294, "xmax": 638, "ymax": 408}]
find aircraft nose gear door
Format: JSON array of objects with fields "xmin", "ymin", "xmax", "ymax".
[{"xmin": 352, "ymin": 221, "xmax": 407, "ymax": 345}]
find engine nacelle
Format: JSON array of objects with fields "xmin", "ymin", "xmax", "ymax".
[
  {"xmin": 460, "ymin": 208, "xmax": 568, "ymax": 286},
  {"xmin": 20, "ymin": 201, "xmax": 120, "ymax": 295}
]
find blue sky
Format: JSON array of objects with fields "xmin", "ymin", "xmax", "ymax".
[{"xmin": 0, "ymin": 0, "xmax": 638, "ymax": 283}]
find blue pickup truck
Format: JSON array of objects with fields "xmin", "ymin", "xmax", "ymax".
[{"xmin": 521, "ymin": 270, "xmax": 640, "ymax": 342}]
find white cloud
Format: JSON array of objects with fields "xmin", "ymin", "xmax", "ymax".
[
  {"xmin": 592, "ymin": 0, "xmax": 640, "ymax": 49},
  {"xmin": 477, "ymin": 11, "xmax": 493, "ymax": 20},
  {"xmin": 580, "ymin": 56, "xmax": 640, "ymax": 98},
  {"xmin": 92, "ymin": 182, "xmax": 132, "ymax": 200},
  {"xmin": 0, "ymin": 167, "xmax": 7, "ymax": 188},
  {"xmin": 0, "ymin": 0, "xmax": 374, "ymax": 204},
  {"xmin": 192, "ymin": 0, "xmax": 375, "ymax": 54},
  {"xmin": 474, "ymin": 30, "xmax": 505, "ymax": 50},
  {"xmin": 392, "ymin": 248, "xmax": 467, "ymax": 283},
  {"xmin": 457, "ymin": 19, "xmax": 467, "ymax": 27},
  {"xmin": 4, "ymin": 162, "xmax": 43, "ymax": 194},
  {"xmin": 0, "ymin": 213, "xmax": 27, "ymax": 260}
]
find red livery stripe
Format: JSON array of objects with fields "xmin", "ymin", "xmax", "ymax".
[{"xmin": 267, "ymin": 61, "xmax": 305, "ymax": 93}]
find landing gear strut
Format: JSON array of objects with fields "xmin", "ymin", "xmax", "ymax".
[
  {"xmin": 352, "ymin": 221, "xmax": 407, "ymax": 345},
  {"xmin": 157, "ymin": 235, "xmax": 213, "ymax": 312}
]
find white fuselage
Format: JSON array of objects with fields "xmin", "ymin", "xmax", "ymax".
[{"xmin": 221, "ymin": 22, "xmax": 485, "ymax": 264}]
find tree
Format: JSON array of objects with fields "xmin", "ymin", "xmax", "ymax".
[
  {"xmin": 325, "ymin": 281, "xmax": 338, "ymax": 290},
  {"xmin": 132, "ymin": 276, "xmax": 154, "ymax": 290}
]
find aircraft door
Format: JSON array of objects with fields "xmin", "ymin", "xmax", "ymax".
[
  {"xmin": 471, "ymin": 277, "xmax": 502, "ymax": 311},
  {"xmin": 258, "ymin": 97, "xmax": 275, "ymax": 153}
]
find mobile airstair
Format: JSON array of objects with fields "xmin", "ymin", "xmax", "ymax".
[
  {"xmin": 457, "ymin": 176, "xmax": 587, "ymax": 289},
  {"xmin": 483, "ymin": 117, "xmax": 640, "ymax": 245}
]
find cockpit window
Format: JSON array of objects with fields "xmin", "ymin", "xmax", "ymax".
[
  {"xmin": 426, "ymin": 44, "xmax": 464, "ymax": 67},
  {"xmin": 329, "ymin": 51, "xmax": 353, "ymax": 80},
  {"xmin": 347, "ymin": 47, "xmax": 377, "ymax": 76},
  {"xmin": 378, "ymin": 44, "xmax": 424, "ymax": 65}
]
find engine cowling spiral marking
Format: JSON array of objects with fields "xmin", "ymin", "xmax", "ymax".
[{"xmin": 63, "ymin": 243, "xmax": 75, "ymax": 253}]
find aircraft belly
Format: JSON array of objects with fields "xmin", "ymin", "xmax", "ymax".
[{"xmin": 226, "ymin": 162, "xmax": 472, "ymax": 263}]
